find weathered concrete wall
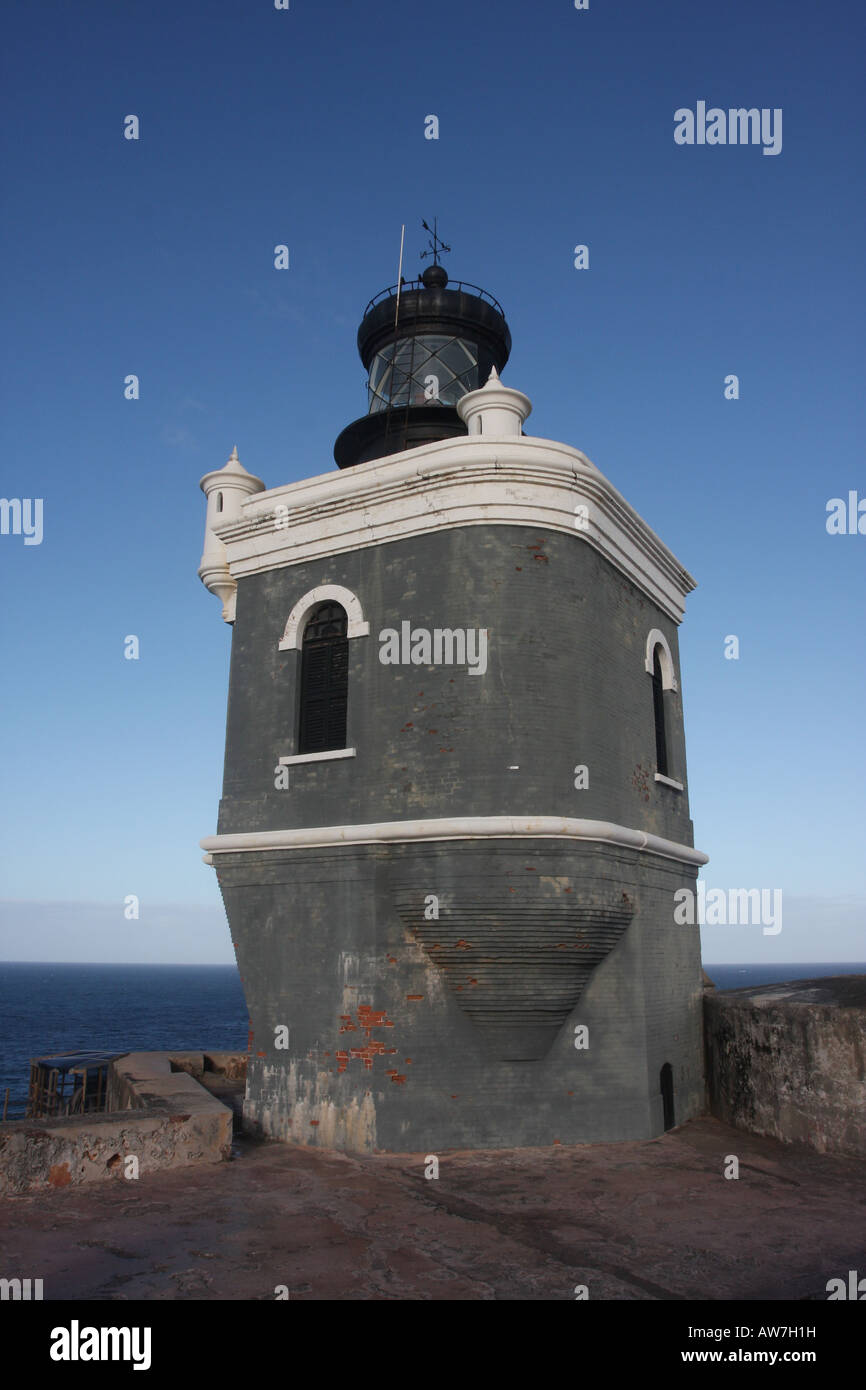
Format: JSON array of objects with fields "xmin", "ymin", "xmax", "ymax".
[
  {"xmin": 0, "ymin": 1053, "xmax": 235, "ymax": 1196},
  {"xmin": 104, "ymin": 1050, "xmax": 245, "ymax": 1109},
  {"xmin": 704, "ymin": 978, "xmax": 866, "ymax": 1159}
]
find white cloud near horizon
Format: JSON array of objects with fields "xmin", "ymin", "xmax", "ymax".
[
  {"xmin": 699, "ymin": 894, "xmax": 866, "ymax": 964},
  {"xmin": 0, "ymin": 900, "xmax": 235, "ymax": 965}
]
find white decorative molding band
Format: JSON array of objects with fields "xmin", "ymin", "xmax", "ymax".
[
  {"xmin": 200, "ymin": 815, "xmax": 708, "ymax": 867},
  {"xmin": 278, "ymin": 748, "xmax": 356, "ymax": 766},
  {"xmin": 644, "ymin": 628, "xmax": 678, "ymax": 691},
  {"xmin": 212, "ymin": 437, "xmax": 697, "ymax": 624},
  {"xmin": 278, "ymin": 586, "xmax": 369, "ymax": 650}
]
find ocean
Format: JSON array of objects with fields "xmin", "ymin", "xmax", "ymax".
[
  {"xmin": 0, "ymin": 960, "xmax": 863, "ymax": 1119},
  {"xmin": 0, "ymin": 963, "xmax": 247, "ymax": 1118}
]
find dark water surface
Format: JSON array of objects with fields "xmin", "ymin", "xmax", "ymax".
[{"xmin": 0, "ymin": 962, "xmax": 247, "ymax": 1116}]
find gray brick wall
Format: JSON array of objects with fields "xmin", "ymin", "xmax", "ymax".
[
  {"xmin": 218, "ymin": 840, "xmax": 704, "ymax": 1151},
  {"xmin": 218, "ymin": 524, "xmax": 694, "ymax": 847},
  {"xmin": 212, "ymin": 521, "xmax": 705, "ymax": 1150}
]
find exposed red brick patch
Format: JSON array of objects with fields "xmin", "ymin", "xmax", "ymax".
[
  {"xmin": 335, "ymin": 1006, "xmax": 401, "ymax": 1077},
  {"xmin": 406, "ymin": 994, "xmax": 424, "ymax": 1001},
  {"xmin": 49, "ymin": 1163, "xmax": 72, "ymax": 1187},
  {"xmin": 358, "ymin": 1006, "xmax": 390, "ymax": 1026},
  {"xmin": 256, "ymin": 1050, "xmax": 266, "ymax": 1057},
  {"xmin": 454, "ymin": 939, "xmax": 471, "ymax": 950},
  {"xmin": 310, "ymin": 1121, "xmax": 319, "ymax": 1126}
]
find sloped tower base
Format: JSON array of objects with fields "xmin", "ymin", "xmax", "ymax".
[{"xmin": 217, "ymin": 838, "xmax": 705, "ymax": 1152}]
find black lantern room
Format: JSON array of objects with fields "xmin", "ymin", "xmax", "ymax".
[{"xmin": 334, "ymin": 257, "xmax": 512, "ymax": 469}]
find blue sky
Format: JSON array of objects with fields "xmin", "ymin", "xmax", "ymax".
[{"xmin": 1, "ymin": 0, "xmax": 863, "ymax": 964}]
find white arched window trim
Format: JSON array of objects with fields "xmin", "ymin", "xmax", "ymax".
[
  {"xmin": 278, "ymin": 585, "xmax": 370, "ymax": 651},
  {"xmin": 644, "ymin": 629, "xmax": 678, "ymax": 692}
]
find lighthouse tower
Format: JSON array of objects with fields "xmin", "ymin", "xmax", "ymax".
[{"xmin": 198, "ymin": 247, "xmax": 708, "ymax": 1152}]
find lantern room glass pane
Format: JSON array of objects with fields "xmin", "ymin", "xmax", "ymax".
[{"xmin": 368, "ymin": 335, "xmax": 479, "ymax": 412}]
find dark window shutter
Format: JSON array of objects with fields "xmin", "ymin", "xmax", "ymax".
[
  {"xmin": 652, "ymin": 648, "xmax": 668, "ymax": 777},
  {"xmin": 298, "ymin": 604, "xmax": 349, "ymax": 753}
]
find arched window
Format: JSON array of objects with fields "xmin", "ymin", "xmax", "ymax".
[
  {"xmin": 652, "ymin": 647, "xmax": 669, "ymax": 777},
  {"xmin": 298, "ymin": 602, "xmax": 348, "ymax": 754},
  {"xmin": 660, "ymin": 1062, "xmax": 675, "ymax": 1131},
  {"xmin": 645, "ymin": 629, "xmax": 678, "ymax": 784},
  {"xmin": 216, "ymin": 492, "xmax": 223, "ymax": 513}
]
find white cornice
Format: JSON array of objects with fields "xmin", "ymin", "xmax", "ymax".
[
  {"xmin": 212, "ymin": 436, "xmax": 697, "ymax": 623},
  {"xmin": 200, "ymin": 815, "xmax": 708, "ymax": 867}
]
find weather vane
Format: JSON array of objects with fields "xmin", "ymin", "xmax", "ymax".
[{"xmin": 420, "ymin": 217, "xmax": 451, "ymax": 267}]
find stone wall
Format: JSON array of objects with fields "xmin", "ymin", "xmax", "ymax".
[
  {"xmin": 704, "ymin": 977, "xmax": 866, "ymax": 1158},
  {"xmin": 0, "ymin": 1052, "xmax": 239, "ymax": 1196}
]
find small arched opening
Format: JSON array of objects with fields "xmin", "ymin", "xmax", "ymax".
[{"xmin": 660, "ymin": 1062, "xmax": 675, "ymax": 1132}]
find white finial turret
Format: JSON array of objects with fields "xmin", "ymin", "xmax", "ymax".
[
  {"xmin": 198, "ymin": 445, "xmax": 266, "ymax": 623},
  {"xmin": 457, "ymin": 367, "xmax": 531, "ymax": 438}
]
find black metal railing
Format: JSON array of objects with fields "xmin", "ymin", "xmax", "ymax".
[{"xmin": 362, "ymin": 280, "xmax": 506, "ymax": 318}]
